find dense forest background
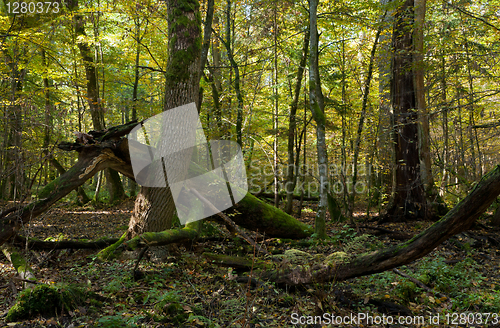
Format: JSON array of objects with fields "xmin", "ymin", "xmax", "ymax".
[
  {"xmin": 2, "ymin": 0, "xmax": 499, "ymax": 212},
  {"xmin": 1, "ymin": 0, "xmax": 500, "ymax": 327}
]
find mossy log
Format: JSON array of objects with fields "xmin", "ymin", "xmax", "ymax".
[
  {"xmin": 13, "ymin": 235, "xmax": 120, "ymax": 250},
  {"xmin": 228, "ymin": 192, "xmax": 312, "ymax": 239},
  {"xmin": 123, "ymin": 226, "xmax": 199, "ymax": 250},
  {"xmin": 0, "ymin": 121, "xmax": 312, "ymax": 247},
  {"xmin": 203, "ymin": 253, "xmax": 274, "ymax": 270},
  {"xmin": 98, "ymin": 226, "xmax": 200, "ymax": 260},
  {"xmin": 208, "ymin": 165, "xmax": 500, "ymax": 285}
]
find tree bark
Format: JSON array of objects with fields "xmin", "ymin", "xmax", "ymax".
[
  {"xmin": 127, "ymin": 0, "xmax": 203, "ymax": 238},
  {"xmin": 414, "ymin": 0, "xmax": 433, "ymax": 194},
  {"xmin": 383, "ymin": 0, "xmax": 429, "ymax": 222},
  {"xmin": 308, "ymin": 0, "xmax": 328, "ymax": 238}
]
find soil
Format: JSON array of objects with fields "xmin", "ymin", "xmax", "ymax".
[{"xmin": 1, "ymin": 198, "xmax": 500, "ymax": 328}]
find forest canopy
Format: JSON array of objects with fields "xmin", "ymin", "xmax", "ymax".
[{"xmin": 1, "ymin": 0, "xmax": 500, "ymax": 326}]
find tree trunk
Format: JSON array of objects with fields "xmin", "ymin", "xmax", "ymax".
[
  {"xmin": 285, "ymin": 28, "xmax": 309, "ymax": 214},
  {"xmin": 127, "ymin": 0, "xmax": 202, "ymax": 238},
  {"xmin": 49, "ymin": 156, "xmax": 90, "ymax": 204},
  {"xmin": 349, "ymin": 24, "xmax": 382, "ymax": 218},
  {"xmin": 414, "ymin": 0, "xmax": 433, "ymax": 193},
  {"xmin": 69, "ymin": 0, "xmax": 125, "ymax": 203},
  {"xmin": 309, "ymin": 0, "xmax": 328, "ymax": 239},
  {"xmin": 377, "ymin": 0, "xmax": 395, "ymax": 211},
  {"xmin": 383, "ymin": 0, "xmax": 429, "ymax": 222},
  {"xmin": 222, "ymin": 0, "xmax": 244, "ymax": 147}
]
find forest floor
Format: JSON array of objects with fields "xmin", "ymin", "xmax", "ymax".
[{"xmin": 1, "ymin": 198, "xmax": 500, "ymax": 328}]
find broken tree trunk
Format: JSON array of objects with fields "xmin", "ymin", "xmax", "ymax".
[
  {"xmin": 49, "ymin": 156, "xmax": 91, "ymax": 204},
  {"xmin": 0, "ymin": 122, "xmax": 138, "ymax": 246},
  {"xmin": 0, "ymin": 121, "xmax": 312, "ymax": 247},
  {"xmin": 208, "ymin": 165, "xmax": 500, "ymax": 285}
]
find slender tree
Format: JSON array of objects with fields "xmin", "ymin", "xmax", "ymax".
[
  {"xmin": 309, "ymin": 0, "xmax": 328, "ymax": 238},
  {"xmin": 285, "ymin": 28, "xmax": 309, "ymax": 214}
]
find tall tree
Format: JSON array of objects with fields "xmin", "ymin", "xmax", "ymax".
[
  {"xmin": 285, "ymin": 28, "xmax": 309, "ymax": 214},
  {"xmin": 383, "ymin": 0, "xmax": 429, "ymax": 222},
  {"xmin": 127, "ymin": 0, "xmax": 202, "ymax": 237},
  {"xmin": 309, "ymin": 0, "xmax": 328, "ymax": 238},
  {"xmin": 69, "ymin": 0, "xmax": 125, "ymax": 202},
  {"xmin": 415, "ymin": 0, "xmax": 433, "ymax": 192}
]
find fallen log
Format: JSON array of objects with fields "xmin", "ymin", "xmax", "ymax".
[
  {"xmin": 12, "ymin": 235, "xmax": 120, "ymax": 250},
  {"xmin": 207, "ymin": 165, "xmax": 500, "ymax": 285}
]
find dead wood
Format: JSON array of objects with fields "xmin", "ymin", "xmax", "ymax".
[
  {"xmin": 0, "ymin": 120, "xmax": 312, "ymax": 247},
  {"xmin": 209, "ymin": 165, "xmax": 500, "ymax": 285},
  {"xmin": 12, "ymin": 235, "xmax": 120, "ymax": 250}
]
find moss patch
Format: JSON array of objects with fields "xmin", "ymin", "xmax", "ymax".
[{"xmin": 6, "ymin": 284, "xmax": 88, "ymax": 322}]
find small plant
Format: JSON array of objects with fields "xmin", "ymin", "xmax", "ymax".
[{"xmin": 395, "ymin": 280, "xmax": 419, "ymax": 302}]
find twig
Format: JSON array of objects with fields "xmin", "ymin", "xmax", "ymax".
[{"xmin": 132, "ymin": 246, "xmax": 149, "ymax": 279}]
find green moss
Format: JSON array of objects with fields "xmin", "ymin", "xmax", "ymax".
[
  {"xmin": 324, "ymin": 251, "xmax": 349, "ymax": 265},
  {"xmin": 38, "ymin": 180, "xmax": 57, "ymax": 199},
  {"xmin": 165, "ymin": 0, "xmax": 202, "ymax": 86},
  {"xmin": 273, "ymin": 249, "xmax": 313, "ymax": 265},
  {"xmin": 6, "ymin": 284, "xmax": 87, "ymax": 322},
  {"xmin": 97, "ymin": 231, "xmax": 127, "ymax": 260}
]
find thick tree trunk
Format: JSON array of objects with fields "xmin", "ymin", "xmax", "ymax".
[
  {"xmin": 383, "ymin": 0, "xmax": 429, "ymax": 222},
  {"xmin": 210, "ymin": 165, "xmax": 500, "ymax": 285},
  {"xmin": 415, "ymin": 0, "xmax": 433, "ymax": 193},
  {"xmin": 128, "ymin": 0, "xmax": 203, "ymax": 238}
]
